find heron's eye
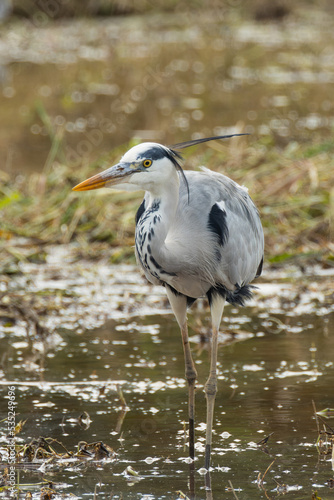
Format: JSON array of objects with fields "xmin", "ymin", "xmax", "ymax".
[{"xmin": 143, "ymin": 159, "xmax": 152, "ymax": 168}]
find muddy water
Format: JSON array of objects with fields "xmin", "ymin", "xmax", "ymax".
[
  {"xmin": 1, "ymin": 254, "xmax": 333, "ymax": 499},
  {"xmin": 2, "ymin": 9, "xmax": 334, "ymax": 176}
]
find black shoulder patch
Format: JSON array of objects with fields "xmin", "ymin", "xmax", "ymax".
[
  {"xmin": 208, "ymin": 203, "xmax": 229, "ymax": 246},
  {"xmin": 135, "ymin": 199, "xmax": 146, "ymax": 225}
]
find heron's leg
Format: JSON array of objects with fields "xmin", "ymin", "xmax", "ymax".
[
  {"xmin": 204, "ymin": 294, "xmax": 225, "ymax": 470},
  {"xmin": 166, "ymin": 287, "xmax": 197, "ymax": 460}
]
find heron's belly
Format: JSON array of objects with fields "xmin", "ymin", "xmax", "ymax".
[
  {"xmin": 135, "ymin": 237, "xmax": 173, "ymax": 286},
  {"xmin": 135, "ymin": 244, "xmax": 209, "ymax": 297},
  {"xmin": 168, "ymin": 277, "xmax": 211, "ymax": 299}
]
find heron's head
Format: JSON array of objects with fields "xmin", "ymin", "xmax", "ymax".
[
  {"xmin": 72, "ymin": 134, "xmax": 248, "ymax": 194},
  {"xmin": 72, "ymin": 142, "xmax": 186, "ymax": 194}
]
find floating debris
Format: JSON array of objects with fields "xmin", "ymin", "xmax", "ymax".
[{"xmin": 257, "ymin": 432, "xmax": 274, "ymax": 446}]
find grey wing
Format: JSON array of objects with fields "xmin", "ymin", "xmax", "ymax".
[
  {"xmin": 147, "ymin": 168, "xmax": 263, "ymax": 299},
  {"xmin": 208, "ymin": 173, "xmax": 263, "ymax": 289},
  {"xmin": 184, "ymin": 169, "xmax": 264, "ymax": 291},
  {"xmin": 215, "ymin": 197, "xmax": 263, "ymax": 287}
]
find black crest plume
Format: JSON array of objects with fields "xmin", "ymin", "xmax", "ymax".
[
  {"xmin": 170, "ymin": 133, "xmax": 248, "ymax": 150},
  {"xmin": 166, "ymin": 134, "xmax": 248, "ymax": 203}
]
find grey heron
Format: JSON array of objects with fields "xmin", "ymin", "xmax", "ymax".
[{"xmin": 72, "ymin": 134, "xmax": 264, "ymax": 471}]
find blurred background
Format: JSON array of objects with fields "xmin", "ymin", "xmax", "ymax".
[
  {"xmin": 0, "ymin": 0, "xmax": 333, "ymax": 264},
  {"xmin": 1, "ymin": 4, "xmax": 333, "ymax": 498}
]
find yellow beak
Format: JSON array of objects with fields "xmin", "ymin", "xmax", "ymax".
[
  {"xmin": 72, "ymin": 163, "xmax": 136, "ymax": 192},
  {"xmin": 72, "ymin": 172, "xmax": 107, "ymax": 191}
]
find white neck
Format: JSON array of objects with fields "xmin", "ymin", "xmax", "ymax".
[
  {"xmin": 135, "ymin": 168, "xmax": 180, "ymax": 280},
  {"xmin": 151, "ymin": 166, "xmax": 179, "ymax": 216}
]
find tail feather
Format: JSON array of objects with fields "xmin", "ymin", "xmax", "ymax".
[
  {"xmin": 208, "ymin": 283, "xmax": 255, "ymax": 307},
  {"xmin": 226, "ymin": 284, "xmax": 255, "ymax": 306}
]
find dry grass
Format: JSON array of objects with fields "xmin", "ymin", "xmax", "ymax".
[{"xmin": 0, "ymin": 136, "xmax": 333, "ymax": 272}]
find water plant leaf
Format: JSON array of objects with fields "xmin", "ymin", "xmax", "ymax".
[{"xmin": 316, "ymin": 408, "xmax": 334, "ymax": 419}]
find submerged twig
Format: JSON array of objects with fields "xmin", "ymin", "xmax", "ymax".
[
  {"xmin": 227, "ymin": 480, "xmax": 240, "ymax": 500},
  {"xmin": 313, "ymin": 400, "xmax": 320, "ymax": 434},
  {"xmin": 115, "ymin": 384, "xmax": 129, "ymax": 434},
  {"xmin": 257, "ymin": 458, "xmax": 276, "ymax": 487},
  {"xmin": 116, "ymin": 384, "xmax": 128, "ymax": 408}
]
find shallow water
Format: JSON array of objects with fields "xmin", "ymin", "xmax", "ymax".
[
  {"xmin": 1, "ymin": 255, "xmax": 333, "ymax": 499},
  {"xmin": 2, "ymin": 9, "xmax": 334, "ymax": 175}
]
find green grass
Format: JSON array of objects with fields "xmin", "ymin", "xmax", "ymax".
[{"xmin": 0, "ymin": 134, "xmax": 333, "ymax": 272}]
